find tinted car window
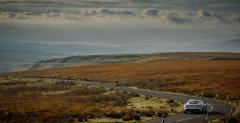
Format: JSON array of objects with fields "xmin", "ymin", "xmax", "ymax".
[{"xmin": 189, "ymin": 101, "xmax": 201, "ymax": 104}]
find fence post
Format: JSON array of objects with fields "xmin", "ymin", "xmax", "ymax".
[
  {"xmin": 226, "ymin": 95, "xmax": 229, "ymax": 103},
  {"xmin": 230, "ymin": 106, "xmax": 233, "ymax": 117},
  {"xmin": 161, "ymin": 118, "xmax": 165, "ymax": 123},
  {"xmin": 205, "ymin": 112, "xmax": 209, "ymax": 123},
  {"xmin": 215, "ymin": 94, "xmax": 218, "ymax": 99},
  {"xmin": 201, "ymin": 92, "xmax": 204, "ymax": 98}
]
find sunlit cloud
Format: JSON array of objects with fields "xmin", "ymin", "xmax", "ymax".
[{"xmin": 1, "ymin": 8, "xmax": 239, "ymax": 25}]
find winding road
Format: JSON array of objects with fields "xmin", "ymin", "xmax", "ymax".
[
  {"xmin": 10, "ymin": 77, "xmax": 233, "ymax": 123},
  {"xmin": 75, "ymin": 79, "xmax": 233, "ymax": 123}
]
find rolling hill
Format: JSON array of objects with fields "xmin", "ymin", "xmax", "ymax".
[
  {"xmin": 6, "ymin": 52, "xmax": 240, "ymax": 100},
  {"xmin": 16, "ymin": 52, "xmax": 240, "ymax": 71}
]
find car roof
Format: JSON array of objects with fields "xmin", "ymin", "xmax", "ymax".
[{"xmin": 188, "ymin": 99, "xmax": 203, "ymax": 103}]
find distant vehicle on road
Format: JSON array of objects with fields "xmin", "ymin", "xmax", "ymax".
[{"xmin": 184, "ymin": 99, "xmax": 207, "ymax": 114}]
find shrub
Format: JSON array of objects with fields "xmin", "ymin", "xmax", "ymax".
[
  {"xmin": 166, "ymin": 99, "xmax": 174, "ymax": 103},
  {"xmin": 104, "ymin": 111, "xmax": 123, "ymax": 119},
  {"xmin": 70, "ymin": 87, "xmax": 105, "ymax": 96},
  {"xmin": 44, "ymin": 117, "xmax": 76, "ymax": 123},
  {"xmin": 145, "ymin": 96, "xmax": 150, "ymax": 100},
  {"xmin": 156, "ymin": 110, "xmax": 168, "ymax": 117},
  {"xmin": 203, "ymin": 91, "xmax": 216, "ymax": 99},
  {"xmin": 134, "ymin": 114, "xmax": 141, "ymax": 120},
  {"xmin": 141, "ymin": 109, "xmax": 155, "ymax": 117},
  {"xmin": 122, "ymin": 112, "xmax": 134, "ymax": 121}
]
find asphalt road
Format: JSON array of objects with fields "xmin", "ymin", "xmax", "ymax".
[
  {"xmin": 74, "ymin": 79, "xmax": 233, "ymax": 123},
  {"xmin": 8, "ymin": 77, "xmax": 233, "ymax": 123}
]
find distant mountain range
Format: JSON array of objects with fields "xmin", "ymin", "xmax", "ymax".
[{"xmin": 16, "ymin": 52, "xmax": 240, "ymax": 71}]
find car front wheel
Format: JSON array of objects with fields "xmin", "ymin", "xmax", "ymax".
[{"xmin": 202, "ymin": 107, "xmax": 207, "ymax": 114}]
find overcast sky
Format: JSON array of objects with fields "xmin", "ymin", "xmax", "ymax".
[{"xmin": 0, "ymin": 0, "xmax": 240, "ymax": 72}]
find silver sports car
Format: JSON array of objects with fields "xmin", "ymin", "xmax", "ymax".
[{"xmin": 184, "ymin": 99, "xmax": 207, "ymax": 113}]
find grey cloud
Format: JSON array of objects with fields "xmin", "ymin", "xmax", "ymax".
[
  {"xmin": 122, "ymin": 10, "xmax": 135, "ymax": 16},
  {"xmin": 98, "ymin": 7, "xmax": 116, "ymax": 15},
  {"xmin": 1, "ymin": 0, "xmax": 240, "ymax": 10},
  {"xmin": 94, "ymin": 7, "xmax": 135, "ymax": 16},
  {"xmin": 162, "ymin": 10, "xmax": 240, "ymax": 24},
  {"xmin": 141, "ymin": 8, "xmax": 160, "ymax": 16},
  {"xmin": 224, "ymin": 15, "xmax": 240, "ymax": 23},
  {"xmin": 86, "ymin": 9, "xmax": 97, "ymax": 16},
  {"xmin": 0, "ymin": 11, "xmax": 61, "ymax": 19},
  {"xmin": 196, "ymin": 10, "xmax": 240, "ymax": 24},
  {"xmin": 3, "ymin": 8, "xmax": 135, "ymax": 20},
  {"xmin": 167, "ymin": 15, "xmax": 190, "ymax": 24},
  {"xmin": 0, "ymin": 8, "xmax": 135, "ymax": 20},
  {"xmin": 196, "ymin": 10, "xmax": 212, "ymax": 18},
  {"xmin": 1, "ymin": 8, "xmax": 240, "ymax": 24},
  {"xmin": 82, "ymin": 8, "xmax": 135, "ymax": 16}
]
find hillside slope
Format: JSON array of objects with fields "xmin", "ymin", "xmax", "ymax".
[
  {"xmin": 7, "ymin": 59, "xmax": 240, "ymax": 99},
  {"xmin": 16, "ymin": 52, "xmax": 240, "ymax": 71}
]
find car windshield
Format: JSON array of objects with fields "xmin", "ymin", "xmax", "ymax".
[{"xmin": 189, "ymin": 100, "xmax": 201, "ymax": 104}]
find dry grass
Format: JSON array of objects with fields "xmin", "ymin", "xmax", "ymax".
[
  {"xmin": 127, "ymin": 96, "xmax": 183, "ymax": 116},
  {"xmin": 5, "ymin": 60, "xmax": 240, "ymax": 99},
  {"xmin": 0, "ymin": 78, "xmax": 182, "ymax": 123},
  {"xmin": 0, "ymin": 79, "xmax": 138, "ymax": 123},
  {"xmin": 2, "ymin": 59, "xmax": 239, "ymax": 122}
]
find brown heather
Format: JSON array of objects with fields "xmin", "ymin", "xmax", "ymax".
[{"xmin": 5, "ymin": 60, "xmax": 240, "ymax": 99}]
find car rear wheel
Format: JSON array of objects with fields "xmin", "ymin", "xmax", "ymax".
[
  {"xmin": 204, "ymin": 107, "xmax": 207, "ymax": 113},
  {"xmin": 184, "ymin": 110, "xmax": 188, "ymax": 114}
]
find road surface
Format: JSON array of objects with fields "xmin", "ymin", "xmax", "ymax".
[{"xmin": 9, "ymin": 77, "xmax": 234, "ymax": 123}]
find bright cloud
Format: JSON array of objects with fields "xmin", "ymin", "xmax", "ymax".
[{"xmin": 1, "ymin": 8, "xmax": 240, "ymax": 25}]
